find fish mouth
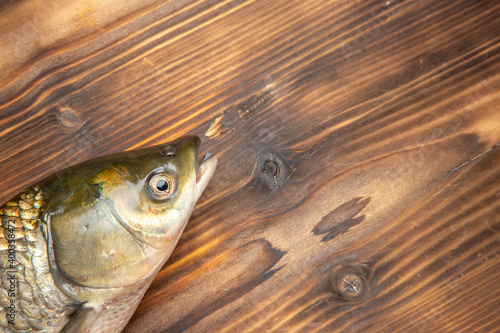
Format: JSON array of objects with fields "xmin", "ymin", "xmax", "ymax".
[
  {"xmin": 199, "ymin": 152, "xmax": 213, "ymax": 166},
  {"xmin": 195, "ymin": 152, "xmax": 217, "ymax": 201}
]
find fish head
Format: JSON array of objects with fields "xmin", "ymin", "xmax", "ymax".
[
  {"xmin": 46, "ymin": 135, "xmax": 217, "ymax": 294},
  {"xmin": 111, "ymin": 135, "xmax": 216, "ymax": 248}
]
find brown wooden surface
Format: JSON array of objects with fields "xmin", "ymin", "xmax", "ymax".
[{"xmin": 1, "ymin": 0, "xmax": 500, "ymax": 332}]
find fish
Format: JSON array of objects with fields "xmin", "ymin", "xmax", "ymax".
[{"xmin": 0, "ymin": 135, "xmax": 217, "ymax": 332}]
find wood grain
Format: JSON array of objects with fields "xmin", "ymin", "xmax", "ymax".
[{"xmin": 1, "ymin": 0, "xmax": 500, "ymax": 332}]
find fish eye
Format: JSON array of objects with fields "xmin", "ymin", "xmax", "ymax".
[{"xmin": 147, "ymin": 172, "xmax": 176, "ymax": 200}]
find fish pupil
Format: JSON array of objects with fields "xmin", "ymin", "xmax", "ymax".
[{"xmin": 156, "ymin": 179, "xmax": 169, "ymax": 192}]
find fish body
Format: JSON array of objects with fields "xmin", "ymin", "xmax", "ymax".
[{"xmin": 0, "ymin": 136, "xmax": 217, "ymax": 332}]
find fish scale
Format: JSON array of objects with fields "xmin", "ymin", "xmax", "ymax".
[{"xmin": 0, "ymin": 187, "xmax": 79, "ymax": 332}]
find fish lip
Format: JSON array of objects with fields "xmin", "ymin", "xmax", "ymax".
[
  {"xmin": 195, "ymin": 152, "xmax": 217, "ymax": 201},
  {"xmin": 197, "ymin": 153, "xmax": 215, "ymax": 181}
]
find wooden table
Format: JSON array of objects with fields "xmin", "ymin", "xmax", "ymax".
[{"xmin": 1, "ymin": 0, "xmax": 499, "ymax": 332}]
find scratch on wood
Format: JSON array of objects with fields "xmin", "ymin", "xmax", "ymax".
[
  {"xmin": 205, "ymin": 112, "xmax": 224, "ymax": 138},
  {"xmin": 445, "ymin": 142, "xmax": 500, "ymax": 176},
  {"xmin": 205, "ymin": 90, "xmax": 273, "ymax": 140}
]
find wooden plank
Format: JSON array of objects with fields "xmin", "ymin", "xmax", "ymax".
[{"xmin": 1, "ymin": 0, "xmax": 499, "ymax": 332}]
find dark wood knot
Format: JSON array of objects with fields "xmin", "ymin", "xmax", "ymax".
[{"xmin": 258, "ymin": 153, "xmax": 287, "ymax": 189}]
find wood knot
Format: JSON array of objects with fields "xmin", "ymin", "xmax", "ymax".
[
  {"xmin": 330, "ymin": 264, "xmax": 370, "ymax": 301},
  {"xmin": 258, "ymin": 153, "xmax": 287, "ymax": 189},
  {"xmin": 59, "ymin": 109, "xmax": 79, "ymax": 128},
  {"xmin": 263, "ymin": 160, "xmax": 279, "ymax": 177}
]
